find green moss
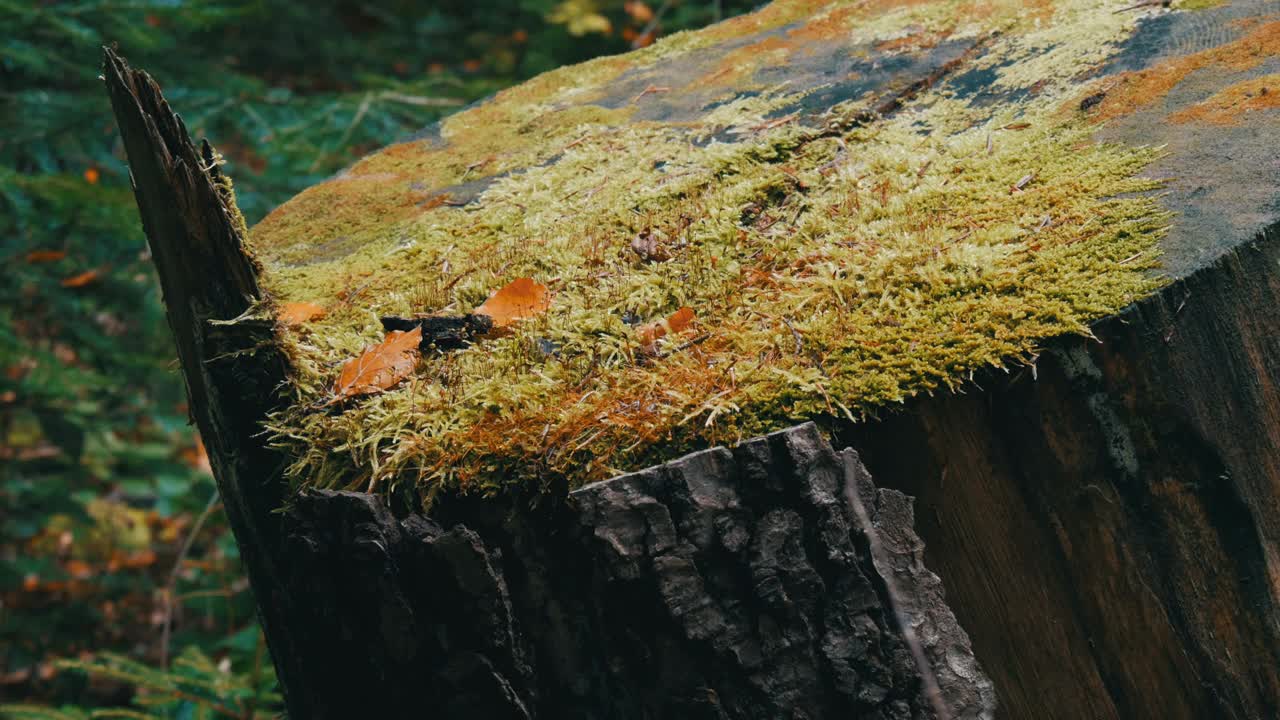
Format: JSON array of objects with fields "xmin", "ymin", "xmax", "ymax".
[
  {"xmin": 1176, "ymin": 0, "xmax": 1227, "ymax": 9},
  {"xmin": 250, "ymin": 0, "xmax": 1176, "ymax": 499}
]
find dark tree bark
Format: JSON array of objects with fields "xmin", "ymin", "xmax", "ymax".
[
  {"xmin": 838, "ymin": 232, "xmax": 1280, "ymax": 720},
  {"xmin": 280, "ymin": 423, "xmax": 995, "ymax": 719}
]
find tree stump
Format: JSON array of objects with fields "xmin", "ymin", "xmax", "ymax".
[{"xmin": 107, "ymin": 0, "xmax": 1279, "ymax": 717}]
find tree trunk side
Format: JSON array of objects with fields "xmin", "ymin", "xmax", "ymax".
[
  {"xmin": 840, "ymin": 230, "xmax": 1280, "ymax": 720},
  {"xmin": 278, "ymin": 423, "xmax": 995, "ymax": 719}
]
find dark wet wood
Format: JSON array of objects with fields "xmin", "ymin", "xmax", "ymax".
[
  {"xmin": 277, "ymin": 424, "xmax": 996, "ymax": 719},
  {"xmin": 104, "ymin": 48, "xmax": 316, "ymax": 719},
  {"xmin": 841, "ymin": 229, "xmax": 1280, "ymax": 719}
]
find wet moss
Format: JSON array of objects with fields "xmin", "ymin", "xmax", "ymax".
[{"xmin": 249, "ymin": 0, "xmax": 1180, "ymax": 499}]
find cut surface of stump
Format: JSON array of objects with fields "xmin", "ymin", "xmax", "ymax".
[{"xmin": 250, "ymin": 0, "xmax": 1276, "ymax": 497}]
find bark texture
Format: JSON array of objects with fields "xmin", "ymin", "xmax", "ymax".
[
  {"xmin": 101, "ymin": 47, "xmax": 310, "ymax": 711},
  {"xmin": 841, "ymin": 228, "xmax": 1280, "ymax": 720},
  {"xmin": 281, "ymin": 423, "xmax": 995, "ymax": 719}
]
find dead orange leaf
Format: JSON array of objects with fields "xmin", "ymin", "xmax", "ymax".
[
  {"xmin": 180, "ymin": 437, "xmax": 212, "ymax": 475},
  {"xmin": 332, "ymin": 326, "xmax": 422, "ymax": 401},
  {"xmin": 638, "ymin": 306, "xmax": 696, "ymax": 345},
  {"xmin": 474, "ymin": 277, "xmax": 550, "ymax": 328},
  {"xmin": 25, "ymin": 249, "xmax": 67, "ymax": 264},
  {"xmin": 624, "ymin": 0, "xmax": 655, "ymax": 22},
  {"xmin": 279, "ymin": 301, "xmax": 327, "ymax": 326},
  {"xmin": 61, "ymin": 269, "xmax": 101, "ymax": 288},
  {"xmin": 65, "ymin": 559, "xmax": 94, "ymax": 580}
]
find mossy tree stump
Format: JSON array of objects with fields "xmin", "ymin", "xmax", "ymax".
[{"xmin": 108, "ymin": 0, "xmax": 1279, "ymax": 717}]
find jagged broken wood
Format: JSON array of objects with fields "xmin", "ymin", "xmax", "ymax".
[{"xmin": 282, "ymin": 424, "xmax": 994, "ymax": 719}]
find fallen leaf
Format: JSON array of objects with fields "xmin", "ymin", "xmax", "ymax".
[
  {"xmin": 624, "ymin": 0, "xmax": 655, "ymax": 22},
  {"xmin": 474, "ymin": 277, "xmax": 550, "ymax": 328},
  {"xmin": 332, "ymin": 327, "xmax": 422, "ymax": 401},
  {"xmin": 1001, "ymin": 122, "xmax": 1032, "ymax": 130},
  {"xmin": 65, "ymin": 559, "xmax": 94, "ymax": 580},
  {"xmin": 25, "ymin": 249, "xmax": 67, "ymax": 263},
  {"xmin": 61, "ymin": 269, "xmax": 101, "ymax": 288},
  {"xmin": 113, "ymin": 549, "xmax": 157, "ymax": 569},
  {"xmin": 630, "ymin": 230, "xmax": 671, "ymax": 262},
  {"xmin": 180, "ymin": 437, "xmax": 212, "ymax": 475},
  {"xmin": 638, "ymin": 306, "xmax": 696, "ymax": 345},
  {"xmin": 279, "ymin": 301, "xmax": 327, "ymax": 326}
]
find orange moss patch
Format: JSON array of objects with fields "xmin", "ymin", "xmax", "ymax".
[
  {"xmin": 1020, "ymin": 0, "xmax": 1057, "ymax": 23},
  {"xmin": 875, "ymin": 28, "xmax": 950, "ymax": 54},
  {"xmin": 699, "ymin": 0, "xmax": 834, "ymax": 43},
  {"xmin": 698, "ymin": 36, "xmax": 796, "ymax": 86},
  {"xmin": 786, "ymin": 3, "xmax": 869, "ymax": 42},
  {"xmin": 254, "ymin": 174, "xmax": 422, "ymax": 264},
  {"xmin": 1169, "ymin": 74, "xmax": 1280, "ymax": 124},
  {"xmin": 1084, "ymin": 20, "xmax": 1280, "ymax": 122}
]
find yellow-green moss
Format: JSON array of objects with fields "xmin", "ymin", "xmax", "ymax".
[{"xmin": 250, "ymin": 0, "xmax": 1176, "ymax": 498}]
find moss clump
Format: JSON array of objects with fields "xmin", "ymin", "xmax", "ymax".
[{"xmin": 251, "ymin": 0, "xmax": 1176, "ymax": 498}]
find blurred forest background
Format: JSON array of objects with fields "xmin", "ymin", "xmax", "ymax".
[{"xmin": 0, "ymin": 1, "xmax": 755, "ymax": 716}]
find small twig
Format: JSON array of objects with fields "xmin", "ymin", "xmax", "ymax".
[
  {"xmin": 840, "ymin": 455, "xmax": 953, "ymax": 720},
  {"xmin": 1113, "ymin": 0, "xmax": 1170, "ymax": 13},
  {"xmin": 160, "ymin": 490, "xmax": 221, "ymax": 669},
  {"xmin": 376, "ymin": 91, "xmax": 464, "ymax": 108},
  {"xmin": 632, "ymin": 84, "xmax": 671, "ymax": 103},
  {"xmin": 781, "ymin": 316, "xmax": 804, "ymax": 354},
  {"xmin": 633, "ymin": 0, "xmax": 675, "ymax": 48},
  {"xmin": 657, "ymin": 332, "xmax": 712, "ymax": 358}
]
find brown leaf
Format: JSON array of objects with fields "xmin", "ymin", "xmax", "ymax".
[
  {"xmin": 180, "ymin": 437, "xmax": 212, "ymax": 475},
  {"xmin": 638, "ymin": 306, "xmax": 696, "ymax": 346},
  {"xmin": 279, "ymin": 301, "xmax": 327, "ymax": 326},
  {"xmin": 61, "ymin": 269, "xmax": 101, "ymax": 288},
  {"xmin": 630, "ymin": 230, "xmax": 671, "ymax": 262},
  {"xmin": 25, "ymin": 249, "xmax": 67, "ymax": 263},
  {"xmin": 332, "ymin": 327, "xmax": 422, "ymax": 401},
  {"xmin": 65, "ymin": 559, "xmax": 94, "ymax": 580},
  {"xmin": 474, "ymin": 277, "xmax": 550, "ymax": 328}
]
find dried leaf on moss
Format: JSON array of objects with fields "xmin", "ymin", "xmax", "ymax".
[
  {"xmin": 474, "ymin": 277, "xmax": 550, "ymax": 328},
  {"xmin": 638, "ymin": 306, "xmax": 696, "ymax": 346},
  {"xmin": 332, "ymin": 327, "xmax": 422, "ymax": 401},
  {"xmin": 279, "ymin": 301, "xmax": 327, "ymax": 326}
]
